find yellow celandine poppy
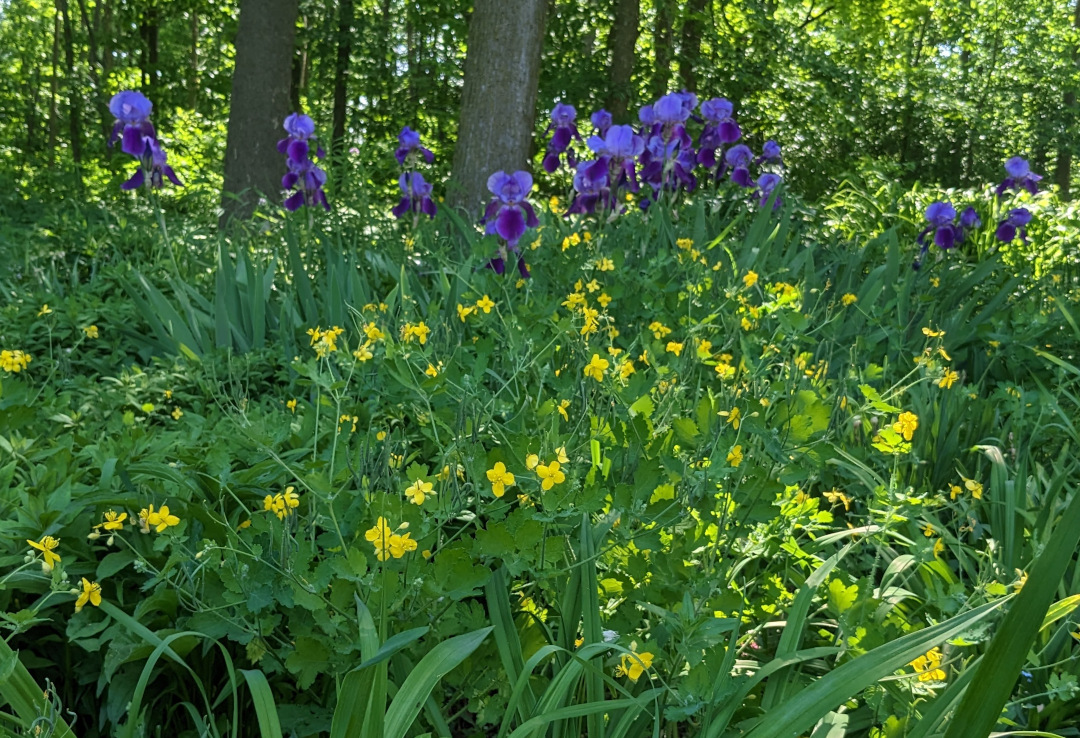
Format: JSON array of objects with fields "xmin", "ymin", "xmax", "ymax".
[
  {"xmin": 666, "ymin": 341, "xmax": 684, "ymax": 357},
  {"xmin": 82, "ymin": 325, "xmax": 99, "ymax": 338},
  {"xmin": 841, "ymin": 294, "xmax": 857, "ymax": 306},
  {"xmin": 585, "ymin": 279, "xmax": 601, "ymax": 293},
  {"xmin": 148, "ymin": 504, "xmax": 181, "ymax": 533},
  {"xmin": 364, "ymin": 517, "xmax": 417, "ymax": 561},
  {"xmin": 476, "ymin": 295, "xmax": 496, "ymax": 313},
  {"xmin": 676, "ymin": 238, "xmax": 693, "ymax": 250},
  {"xmin": 618, "ymin": 359, "xmax": 636, "ymax": 380},
  {"xmin": 457, "ymin": 303, "xmax": 476, "ymax": 322},
  {"xmin": 405, "ymin": 479, "xmax": 435, "ymax": 505},
  {"xmin": 743, "ymin": 271, "xmax": 758, "ymax": 288},
  {"xmin": 557, "ymin": 400, "xmax": 571, "ymax": 421},
  {"xmin": 597, "ymin": 258, "xmax": 615, "ymax": 272},
  {"xmin": 933, "ymin": 538, "xmax": 945, "ymax": 558},
  {"xmin": 38, "ymin": 304, "xmax": 53, "ymax": 316},
  {"xmin": 726, "ymin": 445, "xmax": 743, "ymax": 467},
  {"xmin": 893, "ymin": 411, "xmax": 918, "ymax": 441},
  {"xmin": 339, "ymin": 414, "xmax": 359, "ymax": 432},
  {"xmin": 536, "ymin": 460, "xmax": 566, "ymax": 490},
  {"xmin": 555, "ymin": 446, "xmax": 569, "ymax": 463},
  {"xmin": 525, "ymin": 454, "xmax": 540, "ymax": 470},
  {"xmin": 615, "ymin": 651, "xmax": 654, "ymax": 681},
  {"xmin": 402, "ymin": 322, "xmax": 431, "ymax": 345},
  {"xmin": 27, "ymin": 536, "xmax": 61, "ymax": 570},
  {"xmin": 171, "ymin": 407, "xmax": 183, "ymax": 420},
  {"xmin": 597, "ymin": 293, "xmax": 613, "ymax": 308},
  {"xmin": 486, "ymin": 462, "xmax": 515, "ymax": 498},
  {"xmin": 648, "ymin": 321, "xmax": 671, "ymax": 340},
  {"xmin": 362, "ymin": 322, "xmax": 385, "ymax": 342},
  {"xmin": 0, "ymin": 350, "xmax": 32, "ymax": 373},
  {"xmin": 909, "ymin": 647, "xmax": 946, "ymax": 682},
  {"xmin": 75, "ymin": 578, "xmax": 102, "ymax": 613},
  {"xmin": 922, "ymin": 326, "xmax": 945, "ymax": 338},
  {"xmin": 353, "ymin": 343, "xmax": 374, "ymax": 362},
  {"xmin": 584, "ymin": 354, "xmax": 609, "ymax": 382},
  {"xmin": 719, "ymin": 407, "xmax": 741, "ymax": 429},
  {"xmin": 101, "ymin": 510, "xmax": 127, "ymax": 531},
  {"xmin": 823, "ymin": 488, "xmax": 852, "ymax": 511},
  {"xmin": 287, "ymin": 398, "xmax": 298, "ymax": 413},
  {"xmin": 922, "ymin": 522, "xmax": 935, "ymax": 537},
  {"xmin": 939, "ymin": 369, "xmax": 959, "ymax": 389},
  {"xmin": 961, "ymin": 475, "xmax": 983, "ymax": 500}
]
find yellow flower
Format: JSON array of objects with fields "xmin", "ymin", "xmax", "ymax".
[
  {"xmin": 549, "ymin": 195, "xmax": 560, "ymax": 211},
  {"xmin": 615, "ymin": 650, "xmax": 654, "ymax": 681},
  {"xmin": 339, "ymin": 414, "xmax": 358, "ymax": 432},
  {"xmin": 676, "ymin": 238, "xmax": 694, "ymax": 251},
  {"xmin": 719, "ymin": 407, "xmax": 741, "ymax": 430},
  {"xmin": 933, "ymin": 538, "xmax": 945, "ymax": 558},
  {"xmin": 365, "ymin": 517, "xmax": 394, "ymax": 561},
  {"xmin": 557, "ymin": 400, "xmax": 570, "ymax": 421},
  {"xmin": 585, "ymin": 278, "xmax": 601, "ymax": 293},
  {"xmin": 164, "ymin": 389, "xmax": 173, "ymax": 399},
  {"xmin": 555, "ymin": 446, "xmax": 569, "ymax": 463},
  {"xmin": 405, "ymin": 479, "xmax": 435, "ymax": 505},
  {"xmin": 171, "ymin": 407, "xmax": 183, "ymax": 420},
  {"xmin": 648, "ymin": 321, "xmax": 671, "ymax": 340},
  {"xmin": 425, "ymin": 363, "xmax": 439, "ymax": 378},
  {"xmin": 0, "ymin": 349, "xmax": 32, "ymax": 373},
  {"xmin": 27, "ymin": 536, "xmax": 61, "ymax": 571},
  {"xmin": 283, "ymin": 486, "xmax": 300, "ymax": 510},
  {"xmin": 665, "ymin": 341, "xmax": 684, "ymax": 357},
  {"xmin": 841, "ymin": 293, "xmax": 857, "ymax": 306},
  {"xmin": 726, "ymin": 445, "xmax": 743, "ymax": 467},
  {"xmin": 743, "ymin": 271, "xmax": 759, "ymax": 288},
  {"xmin": 938, "ymin": 369, "xmax": 959, "ymax": 389},
  {"xmin": 38, "ymin": 304, "xmax": 53, "ymax": 316},
  {"xmin": 536, "ymin": 460, "xmax": 566, "ymax": 490},
  {"xmin": 562, "ymin": 292, "xmax": 587, "ymax": 310},
  {"xmin": 618, "ymin": 359, "xmax": 636, "ymax": 380},
  {"xmin": 148, "ymin": 504, "xmax": 180, "ymax": 533},
  {"xmin": 923, "ymin": 522, "xmax": 935, "ymax": 537},
  {"xmin": 584, "ymin": 354, "xmax": 609, "ymax": 382},
  {"xmin": 741, "ymin": 317, "xmax": 753, "ymax": 331},
  {"xmin": 101, "ymin": 510, "xmax": 127, "ymax": 531},
  {"xmin": 823, "ymin": 488, "xmax": 852, "ymax": 511},
  {"xmin": 476, "ymin": 295, "xmax": 496, "ymax": 314},
  {"xmin": 525, "ymin": 453, "xmax": 539, "ymax": 470},
  {"xmin": 402, "ymin": 321, "xmax": 431, "ymax": 344},
  {"xmin": 597, "ymin": 293, "xmax": 612, "ymax": 308},
  {"xmin": 389, "ymin": 532, "xmax": 418, "ymax": 558},
  {"xmin": 922, "ymin": 326, "xmax": 945, "ymax": 338},
  {"xmin": 74, "ymin": 578, "xmax": 102, "ymax": 613},
  {"xmin": 82, "ymin": 325, "xmax": 99, "ymax": 339},
  {"xmin": 949, "ymin": 484, "xmax": 962, "ymax": 500},
  {"xmin": 961, "ymin": 475, "xmax": 983, "ymax": 500},
  {"xmin": 286, "ymin": 398, "xmax": 298, "ymax": 413},
  {"xmin": 597, "ymin": 258, "xmax": 615, "ymax": 272},
  {"xmin": 909, "ymin": 647, "xmax": 946, "ymax": 682},
  {"xmin": 353, "ymin": 343, "xmax": 374, "ymax": 362},
  {"xmin": 376, "ymin": 430, "xmax": 387, "ymax": 441},
  {"xmin": 486, "ymin": 462, "xmax": 516, "ymax": 498},
  {"xmin": 457, "ymin": 303, "xmax": 476, "ymax": 322},
  {"xmin": 893, "ymin": 411, "xmax": 918, "ymax": 441}
]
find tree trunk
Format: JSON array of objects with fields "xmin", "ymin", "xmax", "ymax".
[
  {"xmin": 55, "ymin": 0, "xmax": 82, "ymax": 167},
  {"xmin": 1053, "ymin": 0, "xmax": 1080, "ymax": 200},
  {"xmin": 48, "ymin": 13, "xmax": 60, "ymax": 165},
  {"xmin": 449, "ymin": 0, "xmax": 547, "ymax": 214},
  {"xmin": 652, "ymin": 0, "xmax": 673, "ymax": 98},
  {"xmin": 189, "ymin": 11, "xmax": 200, "ymax": 110},
  {"xmin": 607, "ymin": 0, "xmax": 639, "ymax": 122},
  {"xmin": 221, "ymin": 0, "xmax": 300, "ymax": 224},
  {"xmin": 332, "ymin": 0, "xmax": 354, "ymax": 164},
  {"xmin": 678, "ymin": 0, "xmax": 708, "ymax": 93}
]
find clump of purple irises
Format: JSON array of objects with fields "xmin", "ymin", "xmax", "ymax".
[
  {"xmin": 482, "ymin": 170, "xmax": 539, "ymax": 278},
  {"xmin": 279, "ymin": 113, "xmax": 330, "ymax": 212},
  {"xmin": 914, "ymin": 202, "xmax": 981, "ymax": 269},
  {"xmin": 541, "ymin": 90, "xmax": 784, "ymax": 216},
  {"xmin": 994, "ymin": 157, "xmax": 1041, "ymax": 244},
  {"xmin": 392, "ymin": 126, "xmax": 437, "ymax": 221},
  {"xmin": 108, "ymin": 90, "xmax": 182, "ymax": 191}
]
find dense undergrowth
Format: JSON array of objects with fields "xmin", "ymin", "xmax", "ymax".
[{"xmin": 2, "ymin": 158, "xmax": 1080, "ymax": 738}]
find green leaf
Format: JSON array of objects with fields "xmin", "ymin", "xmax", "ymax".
[{"xmin": 826, "ymin": 579, "xmax": 858, "ymax": 615}]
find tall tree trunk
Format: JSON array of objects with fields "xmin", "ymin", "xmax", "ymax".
[
  {"xmin": 449, "ymin": 0, "xmax": 547, "ymax": 213},
  {"xmin": 55, "ymin": 0, "xmax": 82, "ymax": 167},
  {"xmin": 607, "ymin": 0, "xmax": 638, "ymax": 122},
  {"xmin": 48, "ymin": 13, "xmax": 60, "ymax": 165},
  {"xmin": 221, "ymin": 0, "xmax": 300, "ymax": 224},
  {"xmin": 652, "ymin": 0, "xmax": 673, "ymax": 98},
  {"xmin": 75, "ymin": 0, "xmax": 109, "ymax": 143},
  {"xmin": 332, "ymin": 0, "xmax": 354, "ymax": 164},
  {"xmin": 1054, "ymin": 0, "xmax": 1080, "ymax": 200},
  {"xmin": 189, "ymin": 11, "xmax": 200, "ymax": 110},
  {"xmin": 678, "ymin": 0, "xmax": 708, "ymax": 92}
]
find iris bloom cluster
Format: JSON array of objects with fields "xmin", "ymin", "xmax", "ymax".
[
  {"xmin": 914, "ymin": 202, "xmax": 981, "ymax": 269},
  {"xmin": 279, "ymin": 113, "xmax": 330, "ymax": 212},
  {"xmin": 483, "ymin": 171, "xmax": 540, "ymax": 278},
  {"xmin": 993, "ymin": 157, "xmax": 1040, "ymax": 244},
  {"xmin": 392, "ymin": 125, "xmax": 437, "ymax": 221},
  {"xmin": 108, "ymin": 90, "xmax": 182, "ymax": 191},
  {"xmin": 544, "ymin": 90, "xmax": 783, "ymax": 216}
]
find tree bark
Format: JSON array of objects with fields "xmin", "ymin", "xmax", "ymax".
[
  {"xmin": 678, "ymin": 0, "xmax": 708, "ymax": 93},
  {"xmin": 652, "ymin": 0, "xmax": 673, "ymax": 98},
  {"xmin": 221, "ymin": 0, "xmax": 299, "ymax": 224},
  {"xmin": 189, "ymin": 11, "xmax": 200, "ymax": 111},
  {"xmin": 1053, "ymin": 0, "xmax": 1080, "ymax": 200},
  {"xmin": 55, "ymin": 0, "xmax": 82, "ymax": 167},
  {"xmin": 607, "ymin": 0, "xmax": 639, "ymax": 122},
  {"xmin": 332, "ymin": 0, "xmax": 353, "ymax": 164},
  {"xmin": 449, "ymin": 0, "xmax": 547, "ymax": 214},
  {"xmin": 48, "ymin": 13, "xmax": 60, "ymax": 164}
]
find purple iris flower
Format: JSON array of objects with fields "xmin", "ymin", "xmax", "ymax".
[
  {"xmin": 995, "ymin": 208, "xmax": 1032, "ymax": 243},
  {"xmin": 960, "ymin": 206, "xmax": 981, "ymax": 230},
  {"xmin": 638, "ymin": 104, "xmax": 656, "ymax": 131},
  {"xmin": 392, "ymin": 171, "xmax": 437, "ymax": 219},
  {"xmin": 121, "ymin": 136, "xmax": 183, "ymax": 190},
  {"xmin": 587, "ymin": 124, "xmax": 644, "ymax": 192},
  {"xmin": 653, "ymin": 92, "xmax": 691, "ymax": 147},
  {"xmin": 698, "ymin": 97, "xmax": 741, "ymax": 168},
  {"xmin": 755, "ymin": 173, "xmax": 782, "ymax": 209},
  {"xmin": 591, "ymin": 109, "xmax": 613, "ymax": 137},
  {"xmin": 725, "ymin": 145, "xmax": 754, "ymax": 187},
  {"xmin": 394, "ymin": 126, "xmax": 434, "ymax": 166},
  {"xmin": 280, "ymin": 113, "xmax": 330, "ymax": 211},
  {"xmin": 482, "ymin": 170, "xmax": 539, "ymax": 278},
  {"xmin": 109, "ymin": 90, "xmax": 156, "ymax": 156},
  {"xmin": 566, "ymin": 159, "xmax": 614, "ymax": 215},
  {"xmin": 542, "ymin": 102, "xmax": 581, "ymax": 173},
  {"xmin": 996, "ymin": 157, "xmax": 1042, "ymax": 197},
  {"xmin": 918, "ymin": 201, "xmax": 960, "ymax": 249},
  {"xmin": 756, "ymin": 140, "xmax": 781, "ymax": 166}
]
